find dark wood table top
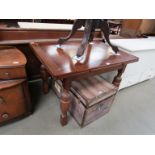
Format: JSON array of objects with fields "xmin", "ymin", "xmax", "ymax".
[{"xmin": 30, "ymin": 40, "xmax": 139, "ymax": 79}]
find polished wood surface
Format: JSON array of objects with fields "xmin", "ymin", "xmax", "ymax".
[
  {"xmin": 0, "ymin": 39, "xmax": 56, "ymax": 45},
  {"xmin": 0, "ymin": 47, "xmax": 26, "ymax": 68},
  {"xmin": 30, "ymin": 40, "xmax": 139, "ymax": 126},
  {"xmin": 30, "ymin": 40, "xmax": 138, "ymax": 79},
  {"xmin": 0, "ymin": 67, "xmax": 26, "ymax": 80},
  {"xmin": 0, "ymin": 79, "xmax": 24, "ymax": 89},
  {"xmin": 0, "ymin": 47, "xmax": 27, "ymax": 80},
  {"xmin": 0, "ymin": 28, "xmax": 101, "ymax": 42},
  {"xmin": 0, "ymin": 79, "xmax": 31, "ymax": 125},
  {"xmin": 15, "ymin": 44, "xmax": 41, "ymax": 80},
  {"xmin": 0, "ymin": 46, "xmax": 31, "ymax": 125},
  {"xmin": 0, "ymin": 28, "xmax": 102, "ymax": 80}
]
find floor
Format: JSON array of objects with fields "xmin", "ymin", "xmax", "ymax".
[{"xmin": 0, "ymin": 78, "xmax": 155, "ymax": 135}]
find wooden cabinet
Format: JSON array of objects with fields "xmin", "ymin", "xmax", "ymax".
[
  {"xmin": 0, "ymin": 46, "xmax": 31, "ymax": 125},
  {"xmin": 0, "ymin": 46, "xmax": 27, "ymax": 80},
  {"xmin": 0, "ymin": 80, "xmax": 31, "ymax": 124},
  {"xmin": 120, "ymin": 19, "xmax": 142, "ymax": 37}
]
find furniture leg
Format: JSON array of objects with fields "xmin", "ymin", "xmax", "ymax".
[
  {"xmin": 112, "ymin": 65, "xmax": 126, "ymax": 87},
  {"xmin": 40, "ymin": 65, "xmax": 49, "ymax": 94},
  {"xmin": 60, "ymin": 78, "xmax": 72, "ymax": 126}
]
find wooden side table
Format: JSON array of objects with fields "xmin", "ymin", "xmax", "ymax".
[{"xmin": 30, "ymin": 40, "xmax": 139, "ymax": 126}]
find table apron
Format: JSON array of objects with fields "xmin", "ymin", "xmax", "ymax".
[{"xmin": 56, "ymin": 63, "xmax": 123, "ymax": 81}]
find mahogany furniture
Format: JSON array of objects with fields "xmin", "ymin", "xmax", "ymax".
[
  {"xmin": 0, "ymin": 46, "xmax": 31, "ymax": 125},
  {"xmin": 53, "ymin": 75, "xmax": 117, "ymax": 127},
  {"xmin": 0, "ymin": 28, "xmax": 101, "ymax": 80},
  {"xmin": 30, "ymin": 40, "xmax": 139, "ymax": 126},
  {"xmin": 0, "ymin": 46, "xmax": 27, "ymax": 80},
  {"xmin": 0, "ymin": 79, "xmax": 31, "ymax": 125}
]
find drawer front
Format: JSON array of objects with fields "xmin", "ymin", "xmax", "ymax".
[
  {"xmin": 0, "ymin": 84, "xmax": 26, "ymax": 123},
  {"xmin": 0, "ymin": 67, "xmax": 26, "ymax": 80},
  {"xmin": 84, "ymin": 95, "xmax": 115, "ymax": 126}
]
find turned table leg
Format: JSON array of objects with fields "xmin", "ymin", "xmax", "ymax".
[
  {"xmin": 112, "ymin": 65, "xmax": 126, "ymax": 87},
  {"xmin": 60, "ymin": 79, "xmax": 72, "ymax": 126},
  {"xmin": 40, "ymin": 65, "xmax": 50, "ymax": 94}
]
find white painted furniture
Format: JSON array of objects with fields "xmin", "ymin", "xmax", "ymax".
[
  {"xmin": 110, "ymin": 37, "xmax": 155, "ymax": 89},
  {"xmin": 18, "ymin": 22, "xmax": 84, "ymax": 30}
]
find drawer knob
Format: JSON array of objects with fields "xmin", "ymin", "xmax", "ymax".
[
  {"xmin": 2, "ymin": 113, "xmax": 9, "ymax": 119},
  {"xmin": 0, "ymin": 97, "xmax": 4, "ymax": 104}
]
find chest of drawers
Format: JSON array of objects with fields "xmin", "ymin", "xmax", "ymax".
[
  {"xmin": 0, "ymin": 79, "xmax": 31, "ymax": 124},
  {"xmin": 0, "ymin": 46, "xmax": 27, "ymax": 80},
  {"xmin": 0, "ymin": 46, "xmax": 31, "ymax": 125}
]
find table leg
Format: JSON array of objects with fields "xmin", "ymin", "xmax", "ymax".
[
  {"xmin": 112, "ymin": 65, "xmax": 126, "ymax": 87},
  {"xmin": 60, "ymin": 79, "xmax": 72, "ymax": 126},
  {"xmin": 40, "ymin": 65, "xmax": 50, "ymax": 94}
]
